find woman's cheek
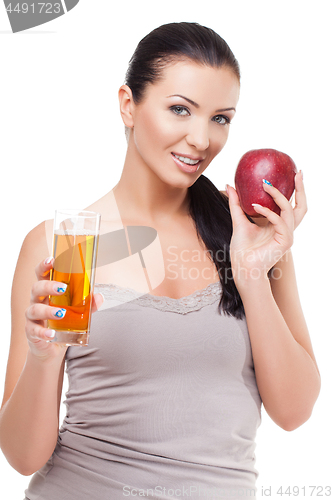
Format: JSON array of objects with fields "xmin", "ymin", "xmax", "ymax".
[{"xmin": 213, "ymin": 130, "xmax": 229, "ymax": 156}]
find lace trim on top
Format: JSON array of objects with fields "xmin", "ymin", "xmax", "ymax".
[{"xmin": 94, "ymin": 281, "xmax": 222, "ymax": 315}]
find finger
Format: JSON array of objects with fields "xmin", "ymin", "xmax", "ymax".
[
  {"xmin": 25, "ymin": 303, "xmax": 67, "ymax": 322},
  {"xmin": 35, "ymin": 257, "xmax": 55, "ymax": 281},
  {"xmin": 251, "ymin": 203, "xmax": 293, "ymax": 247},
  {"xmin": 262, "ymin": 179, "xmax": 294, "ymax": 229},
  {"xmin": 91, "ymin": 292, "xmax": 104, "ymax": 313},
  {"xmin": 226, "ymin": 184, "xmax": 252, "ymax": 227},
  {"xmin": 26, "ymin": 321, "xmax": 56, "ymax": 342},
  {"xmin": 31, "ymin": 280, "xmax": 68, "ymax": 303},
  {"xmin": 293, "ymin": 171, "xmax": 307, "ymax": 229}
]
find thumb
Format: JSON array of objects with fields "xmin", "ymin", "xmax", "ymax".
[
  {"xmin": 226, "ymin": 184, "xmax": 249, "ymax": 227},
  {"xmin": 91, "ymin": 292, "xmax": 105, "ymax": 313}
]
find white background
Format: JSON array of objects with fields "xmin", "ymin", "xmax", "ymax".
[{"xmin": 0, "ymin": 1, "xmax": 332, "ymax": 498}]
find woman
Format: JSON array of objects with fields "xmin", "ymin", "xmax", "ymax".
[{"xmin": 0, "ymin": 22, "xmax": 320, "ymax": 500}]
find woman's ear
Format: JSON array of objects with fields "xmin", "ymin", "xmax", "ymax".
[{"xmin": 118, "ymin": 85, "xmax": 134, "ymax": 128}]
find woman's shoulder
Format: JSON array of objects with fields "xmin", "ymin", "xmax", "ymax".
[
  {"xmin": 219, "ymin": 190, "xmax": 228, "ymax": 199},
  {"xmin": 26, "ymin": 218, "xmax": 53, "ymax": 242},
  {"xmin": 21, "ymin": 219, "xmax": 54, "ymax": 263}
]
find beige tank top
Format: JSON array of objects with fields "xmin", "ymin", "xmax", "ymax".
[{"xmin": 25, "ymin": 281, "xmax": 262, "ymax": 500}]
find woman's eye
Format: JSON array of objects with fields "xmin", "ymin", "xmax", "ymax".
[
  {"xmin": 213, "ymin": 115, "xmax": 230, "ymax": 125},
  {"xmin": 171, "ymin": 106, "xmax": 190, "ymax": 116}
]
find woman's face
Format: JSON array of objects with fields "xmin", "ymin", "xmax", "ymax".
[{"xmin": 127, "ymin": 60, "xmax": 240, "ymax": 186}]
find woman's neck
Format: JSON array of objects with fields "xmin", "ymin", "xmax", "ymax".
[{"xmin": 112, "ymin": 141, "xmax": 192, "ymax": 226}]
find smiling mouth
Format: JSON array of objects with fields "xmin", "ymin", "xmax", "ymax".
[
  {"xmin": 172, "ymin": 153, "xmax": 201, "ymax": 165},
  {"xmin": 171, "ymin": 152, "xmax": 204, "ymax": 173}
]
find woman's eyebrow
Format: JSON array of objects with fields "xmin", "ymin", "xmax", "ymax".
[
  {"xmin": 166, "ymin": 94, "xmax": 236, "ymax": 113},
  {"xmin": 167, "ymin": 94, "xmax": 199, "ymax": 108}
]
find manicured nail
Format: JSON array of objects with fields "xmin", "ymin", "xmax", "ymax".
[
  {"xmin": 54, "ymin": 308, "xmax": 66, "ymax": 318},
  {"xmin": 263, "ymin": 179, "xmax": 273, "ymax": 186},
  {"xmin": 225, "ymin": 184, "xmax": 229, "ymax": 194},
  {"xmin": 252, "ymin": 203, "xmax": 262, "ymax": 208},
  {"xmin": 45, "ymin": 329, "xmax": 56, "ymax": 338},
  {"xmin": 299, "ymin": 170, "xmax": 303, "ymax": 180},
  {"xmin": 54, "ymin": 284, "xmax": 67, "ymax": 294},
  {"xmin": 45, "ymin": 256, "xmax": 53, "ymax": 265}
]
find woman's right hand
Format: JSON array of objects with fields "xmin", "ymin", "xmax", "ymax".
[{"xmin": 25, "ymin": 257, "xmax": 103, "ymax": 361}]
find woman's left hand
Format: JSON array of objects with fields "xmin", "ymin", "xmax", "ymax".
[{"xmin": 227, "ymin": 171, "xmax": 307, "ymax": 284}]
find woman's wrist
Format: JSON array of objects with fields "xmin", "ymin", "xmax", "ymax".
[
  {"xmin": 27, "ymin": 345, "xmax": 67, "ymax": 369},
  {"xmin": 233, "ymin": 270, "xmax": 271, "ymax": 296}
]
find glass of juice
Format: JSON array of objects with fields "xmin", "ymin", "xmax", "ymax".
[{"xmin": 47, "ymin": 209, "xmax": 101, "ymax": 346}]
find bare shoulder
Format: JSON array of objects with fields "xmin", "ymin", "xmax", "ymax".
[
  {"xmin": 1, "ymin": 220, "xmax": 53, "ymax": 409},
  {"xmin": 23, "ymin": 219, "xmax": 53, "ymax": 257},
  {"xmin": 13, "ymin": 219, "xmax": 53, "ymax": 298},
  {"xmin": 219, "ymin": 190, "xmax": 228, "ymax": 198}
]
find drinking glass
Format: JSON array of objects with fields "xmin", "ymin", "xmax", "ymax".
[{"xmin": 47, "ymin": 209, "xmax": 101, "ymax": 346}]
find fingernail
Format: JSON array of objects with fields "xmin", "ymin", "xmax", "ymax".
[
  {"xmin": 54, "ymin": 308, "xmax": 66, "ymax": 318},
  {"xmin": 45, "ymin": 329, "xmax": 56, "ymax": 338},
  {"xmin": 299, "ymin": 170, "xmax": 303, "ymax": 180},
  {"xmin": 225, "ymin": 184, "xmax": 229, "ymax": 194},
  {"xmin": 54, "ymin": 284, "xmax": 67, "ymax": 294},
  {"xmin": 263, "ymin": 179, "xmax": 273, "ymax": 186},
  {"xmin": 252, "ymin": 203, "xmax": 262, "ymax": 208},
  {"xmin": 45, "ymin": 257, "xmax": 53, "ymax": 265}
]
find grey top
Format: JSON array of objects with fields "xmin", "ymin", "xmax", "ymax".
[{"xmin": 24, "ymin": 281, "xmax": 262, "ymax": 500}]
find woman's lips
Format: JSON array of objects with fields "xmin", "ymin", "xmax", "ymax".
[{"xmin": 171, "ymin": 153, "xmax": 203, "ymax": 173}]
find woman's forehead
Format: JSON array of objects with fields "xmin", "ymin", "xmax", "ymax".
[{"xmin": 146, "ymin": 60, "xmax": 240, "ymax": 107}]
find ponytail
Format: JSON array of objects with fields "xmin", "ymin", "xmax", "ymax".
[{"xmin": 188, "ymin": 175, "xmax": 245, "ymax": 319}]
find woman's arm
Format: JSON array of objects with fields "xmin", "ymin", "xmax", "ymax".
[
  {"xmin": 236, "ymin": 251, "xmax": 320, "ymax": 431},
  {"xmin": 0, "ymin": 222, "xmax": 67, "ymax": 475},
  {"xmin": 225, "ymin": 173, "xmax": 321, "ymax": 431},
  {"xmin": 269, "ymin": 249, "xmax": 319, "ymax": 376},
  {"xmin": 0, "ymin": 351, "xmax": 67, "ymax": 475}
]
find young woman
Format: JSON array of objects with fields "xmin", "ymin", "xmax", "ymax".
[{"xmin": 0, "ymin": 22, "xmax": 320, "ymax": 500}]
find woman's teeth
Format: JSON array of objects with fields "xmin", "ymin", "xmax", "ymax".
[{"xmin": 173, "ymin": 154, "xmax": 200, "ymax": 165}]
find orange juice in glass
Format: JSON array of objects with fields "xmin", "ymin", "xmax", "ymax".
[{"xmin": 47, "ymin": 209, "xmax": 101, "ymax": 346}]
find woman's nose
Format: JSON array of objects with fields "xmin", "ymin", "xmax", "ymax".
[{"xmin": 185, "ymin": 120, "xmax": 210, "ymax": 151}]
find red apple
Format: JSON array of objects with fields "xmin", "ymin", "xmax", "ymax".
[{"xmin": 234, "ymin": 148, "xmax": 297, "ymax": 217}]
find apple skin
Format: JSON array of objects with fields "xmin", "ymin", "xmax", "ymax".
[{"xmin": 234, "ymin": 148, "xmax": 297, "ymax": 217}]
